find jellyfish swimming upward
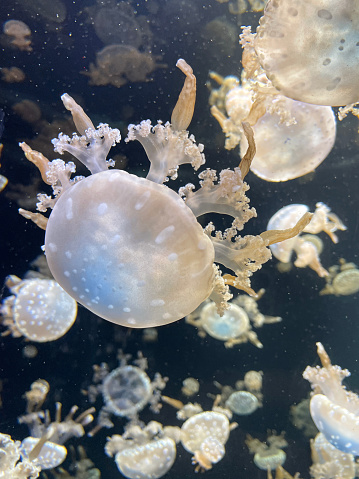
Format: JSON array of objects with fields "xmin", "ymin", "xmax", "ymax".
[{"xmin": 19, "ymin": 60, "xmax": 311, "ymax": 329}]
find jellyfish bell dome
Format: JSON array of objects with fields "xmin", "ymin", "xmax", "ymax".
[
  {"xmin": 310, "ymin": 394, "xmax": 359, "ymax": 456},
  {"xmin": 45, "ymin": 169, "xmax": 215, "ymax": 328},
  {"xmin": 20, "ymin": 437, "xmax": 67, "ymax": 470},
  {"xmin": 225, "ymin": 390, "xmax": 259, "ymax": 415},
  {"xmin": 254, "ymin": 0, "xmax": 359, "ymax": 106},
  {"xmin": 102, "ymin": 365, "xmax": 152, "ymax": 417},
  {"xmin": 241, "ymin": 98, "xmax": 336, "ymax": 182},
  {"xmin": 181, "ymin": 411, "xmax": 230, "ymax": 454},
  {"xmin": 114, "ymin": 437, "xmax": 176, "ymax": 479},
  {"xmin": 5, "ymin": 278, "xmax": 77, "ymax": 342},
  {"xmin": 199, "ymin": 302, "xmax": 250, "ymax": 341},
  {"xmin": 267, "ymin": 204, "xmax": 309, "ymax": 263}
]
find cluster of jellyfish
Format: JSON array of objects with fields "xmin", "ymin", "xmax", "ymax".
[{"xmin": 1, "ymin": 0, "xmax": 359, "ymax": 476}]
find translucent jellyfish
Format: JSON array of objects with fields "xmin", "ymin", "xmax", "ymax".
[
  {"xmin": 181, "ymin": 377, "xmax": 200, "ymax": 397},
  {"xmin": 246, "ymin": 432, "xmax": 288, "ymax": 470},
  {"xmin": 225, "ymin": 390, "xmax": 259, "ymax": 415},
  {"xmin": 87, "ymin": 352, "xmax": 167, "ymax": 435},
  {"xmin": 244, "ymin": 370, "xmax": 263, "ymax": 392},
  {"xmin": 320, "ymin": 259, "xmax": 359, "ymax": 296},
  {"xmin": 186, "ymin": 290, "xmax": 281, "ymax": 348},
  {"xmin": 253, "ymin": 0, "xmax": 359, "ymax": 106},
  {"xmin": 209, "ymin": 73, "xmax": 336, "ymax": 181},
  {"xmin": 19, "ymin": 59, "xmax": 310, "ymax": 328},
  {"xmin": 20, "ymin": 437, "xmax": 67, "ymax": 470},
  {"xmin": 105, "ymin": 422, "xmax": 177, "ymax": 479},
  {"xmin": 83, "ymin": 45, "xmax": 166, "ymax": 88},
  {"xmin": 1, "ymin": 67, "xmax": 25, "ymax": 83},
  {"xmin": 0, "ymin": 433, "xmax": 40, "ymax": 478},
  {"xmin": 267, "ymin": 203, "xmax": 346, "ymax": 277},
  {"xmin": 303, "ymin": 342, "xmax": 359, "ymax": 455},
  {"xmin": 181, "ymin": 411, "xmax": 231, "ymax": 471},
  {"xmin": 3, "ymin": 20, "xmax": 32, "ymax": 52},
  {"xmin": 240, "ymin": 97, "xmax": 336, "ymax": 182},
  {"xmin": 0, "ymin": 275, "xmax": 78, "ymax": 342},
  {"xmin": 310, "ymin": 432, "xmax": 359, "ymax": 479}
]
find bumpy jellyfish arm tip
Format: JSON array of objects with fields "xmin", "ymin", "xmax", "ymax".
[
  {"xmin": 61, "ymin": 93, "xmax": 95, "ymax": 135},
  {"xmin": 18, "ymin": 208, "xmax": 48, "ymax": 230},
  {"xmin": 171, "ymin": 59, "xmax": 196, "ymax": 131},
  {"xmin": 239, "ymin": 121, "xmax": 256, "ymax": 179},
  {"xmin": 19, "ymin": 142, "xmax": 51, "ymax": 185}
]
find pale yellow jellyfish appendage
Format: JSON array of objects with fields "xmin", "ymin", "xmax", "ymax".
[
  {"xmin": 18, "ymin": 208, "xmax": 48, "ymax": 230},
  {"xmin": 239, "ymin": 121, "xmax": 256, "ymax": 179},
  {"xmin": 260, "ymin": 212, "xmax": 313, "ymax": 246},
  {"xmin": 19, "ymin": 142, "xmax": 52, "ymax": 185},
  {"xmin": 171, "ymin": 59, "xmax": 196, "ymax": 131},
  {"xmin": 61, "ymin": 93, "xmax": 95, "ymax": 135}
]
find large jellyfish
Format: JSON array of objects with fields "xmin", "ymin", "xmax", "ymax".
[
  {"xmin": 19, "ymin": 60, "xmax": 311, "ymax": 328},
  {"xmin": 254, "ymin": 0, "xmax": 359, "ymax": 106}
]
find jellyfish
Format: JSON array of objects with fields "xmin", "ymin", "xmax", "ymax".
[
  {"xmin": 18, "ymin": 59, "xmax": 311, "ymax": 328},
  {"xmin": 105, "ymin": 421, "xmax": 177, "ymax": 479},
  {"xmin": 303, "ymin": 342, "xmax": 359, "ymax": 455},
  {"xmin": 20, "ymin": 437, "xmax": 67, "ymax": 471},
  {"xmin": 181, "ymin": 377, "xmax": 200, "ymax": 397},
  {"xmin": 246, "ymin": 432, "xmax": 288, "ymax": 470},
  {"xmin": 1, "ymin": 67, "xmax": 25, "ymax": 83},
  {"xmin": 0, "ymin": 275, "xmax": 78, "ymax": 342},
  {"xmin": 320, "ymin": 259, "xmax": 359, "ymax": 296},
  {"xmin": 209, "ymin": 73, "xmax": 336, "ymax": 182},
  {"xmin": 86, "ymin": 352, "xmax": 167, "ymax": 435},
  {"xmin": 310, "ymin": 432, "xmax": 358, "ymax": 479},
  {"xmin": 253, "ymin": 0, "xmax": 359, "ymax": 107},
  {"xmin": 267, "ymin": 203, "xmax": 346, "ymax": 277},
  {"xmin": 0, "ymin": 433, "xmax": 40, "ymax": 478},
  {"xmin": 225, "ymin": 390, "xmax": 260, "ymax": 415},
  {"xmin": 3, "ymin": 20, "xmax": 32, "ymax": 52},
  {"xmin": 180, "ymin": 411, "xmax": 233, "ymax": 472},
  {"xmin": 186, "ymin": 290, "xmax": 281, "ymax": 348}
]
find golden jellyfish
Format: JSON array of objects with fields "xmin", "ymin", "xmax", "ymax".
[
  {"xmin": 83, "ymin": 45, "xmax": 166, "ymax": 88},
  {"xmin": 19, "ymin": 59, "xmax": 311, "ymax": 328},
  {"xmin": 1, "ymin": 66, "xmax": 25, "ymax": 83},
  {"xmin": 105, "ymin": 422, "xmax": 177, "ymax": 479},
  {"xmin": 303, "ymin": 342, "xmax": 359, "ymax": 455},
  {"xmin": 267, "ymin": 203, "xmax": 346, "ymax": 277},
  {"xmin": 3, "ymin": 20, "xmax": 32, "ymax": 52},
  {"xmin": 320, "ymin": 259, "xmax": 359, "ymax": 296},
  {"xmin": 246, "ymin": 432, "xmax": 288, "ymax": 470},
  {"xmin": 0, "ymin": 275, "xmax": 78, "ymax": 342},
  {"xmin": 181, "ymin": 377, "xmax": 200, "ymax": 397},
  {"xmin": 253, "ymin": 0, "xmax": 359, "ymax": 106}
]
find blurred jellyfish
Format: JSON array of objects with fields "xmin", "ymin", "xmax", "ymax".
[
  {"xmin": 0, "ymin": 433, "xmax": 40, "ymax": 477},
  {"xmin": 186, "ymin": 291, "xmax": 281, "ymax": 349},
  {"xmin": 246, "ymin": 432, "xmax": 288, "ymax": 470},
  {"xmin": 3, "ymin": 20, "xmax": 32, "ymax": 51},
  {"xmin": 320, "ymin": 259, "xmax": 359, "ymax": 296},
  {"xmin": 1, "ymin": 275, "xmax": 78, "ymax": 342},
  {"xmin": 180, "ymin": 411, "xmax": 233, "ymax": 472},
  {"xmin": 303, "ymin": 342, "xmax": 359, "ymax": 455},
  {"xmin": 225, "ymin": 391, "xmax": 259, "ymax": 415},
  {"xmin": 20, "ymin": 437, "xmax": 67, "ymax": 470},
  {"xmin": 244, "ymin": 370, "xmax": 263, "ymax": 392},
  {"xmin": 142, "ymin": 327, "xmax": 158, "ymax": 343},
  {"xmin": 22, "ymin": 344, "xmax": 38, "ymax": 359},
  {"xmin": 1, "ymin": 67, "xmax": 25, "ymax": 83},
  {"xmin": 181, "ymin": 378, "xmax": 200, "ymax": 397},
  {"xmin": 106, "ymin": 421, "xmax": 177, "ymax": 479},
  {"xmin": 87, "ymin": 352, "xmax": 167, "ymax": 435},
  {"xmin": 267, "ymin": 203, "xmax": 346, "ymax": 277},
  {"xmin": 253, "ymin": 0, "xmax": 359, "ymax": 106}
]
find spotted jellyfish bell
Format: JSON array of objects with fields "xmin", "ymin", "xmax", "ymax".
[
  {"xmin": 225, "ymin": 390, "xmax": 259, "ymax": 416},
  {"xmin": 246, "ymin": 432, "xmax": 288, "ymax": 471},
  {"xmin": 267, "ymin": 203, "xmax": 346, "ymax": 277},
  {"xmin": 0, "ymin": 275, "xmax": 77, "ymax": 342},
  {"xmin": 20, "ymin": 436, "xmax": 67, "ymax": 470},
  {"xmin": 105, "ymin": 421, "xmax": 177, "ymax": 479},
  {"xmin": 254, "ymin": 0, "xmax": 359, "ymax": 106},
  {"xmin": 180, "ymin": 411, "xmax": 232, "ymax": 471},
  {"xmin": 303, "ymin": 342, "xmax": 359, "ymax": 455}
]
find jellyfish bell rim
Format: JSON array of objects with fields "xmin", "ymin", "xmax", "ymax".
[{"xmin": 310, "ymin": 393, "xmax": 359, "ymax": 456}]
